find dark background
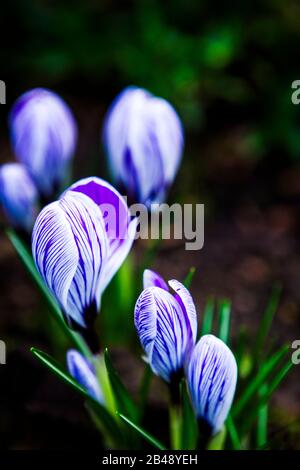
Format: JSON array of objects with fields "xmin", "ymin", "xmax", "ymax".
[{"xmin": 0, "ymin": 0, "xmax": 300, "ymax": 449}]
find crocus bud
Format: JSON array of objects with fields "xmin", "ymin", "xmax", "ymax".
[
  {"xmin": 10, "ymin": 88, "xmax": 77, "ymax": 198},
  {"xmin": 32, "ymin": 178, "xmax": 136, "ymax": 336},
  {"xmin": 188, "ymin": 335, "xmax": 237, "ymax": 436},
  {"xmin": 103, "ymin": 86, "xmax": 184, "ymax": 207},
  {"xmin": 0, "ymin": 163, "xmax": 38, "ymax": 232},
  {"xmin": 67, "ymin": 349, "xmax": 103, "ymax": 403},
  {"xmin": 134, "ymin": 270, "xmax": 197, "ymax": 383}
]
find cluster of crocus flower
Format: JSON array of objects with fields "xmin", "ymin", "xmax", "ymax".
[
  {"xmin": 0, "ymin": 88, "xmax": 77, "ymax": 232},
  {"xmin": 0, "ymin": 85, "xmax": 183, "ymax": 232},
  {"xmin": 135, "ymin": 269, "xmax": 237, "ymax": 437}
]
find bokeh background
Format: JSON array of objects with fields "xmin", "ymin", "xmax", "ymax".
[{"xmin": 1, "ymin": 0, "xmax": 300, "ymax": 449}]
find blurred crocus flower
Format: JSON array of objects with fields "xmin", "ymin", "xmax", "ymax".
[
  {"xmin": 10, "ymin": 88, "xmax": 77, "ymax": 198},
  {"xmin": 103, "ymin": 86, "xmax": 184, "ymax": 207},
  {"xmin": 32, "ymin": 177, "xmax": 137, "ymax": 336},
  {"xmin": 67, "ymin": 349, "xmax": 103, "ymax": 403},
  {"xmin": 0, "ymin": 162, "xmax": 38, "ymax": 232},
  {"xmin": 188, "ymin": 335, "xmax": 237, "ymax": 436},
  {"xmin": 134, "ymin": 269, "xmax": 197, "ymax": 382}
]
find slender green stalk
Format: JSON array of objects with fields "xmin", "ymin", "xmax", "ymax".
[
  {"xmin": 94, "ymin": 353, "xmax": 116, "ymax": 417},
  {"xmin": 169, "ymin": 404, "xmax": 182, "ymax": 450},
  {"xmin": 207, "ymin": 427, "xmax": 226, "ymax": 450}
]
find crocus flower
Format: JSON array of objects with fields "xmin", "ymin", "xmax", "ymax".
[
  {"xmin": 134, "ymin": 269, "xmax": 197, "ymax": 383},
  {"xmin": 32, "ymin": 177, "xmax": 137, "ymax": 334},
  {"xmin": 103, "ymin": 86, "xmax": 184, "ymax": 207},
  {"xmin": 67, "ymin": 349, "xmax": 103, "ymax": 403},
  {"xmin": 10, "ymin": 88, "xmax": 77, "ymax": 198},
  {"xmin": 0, "ymin": 162, "xmax": 38, "ymax": 232},
  {"xmin": 188, "ymin": 335, "xmax": 238, "ymax": 436}
]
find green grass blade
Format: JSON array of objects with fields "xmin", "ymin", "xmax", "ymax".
[
  {"xmin": 8, "ymin": 229, "xmax": 89, "ymax": 356},
  {"xmin": 232, "ymin": 344, "xmax": 289, "ymax": 418},
  {"xmin": 240, "ymin": 359, "xmax": 293, "ymax": 436},
  {"xmin": 180, "ymin": 379, "xmax": 197, "ymax": 450},
  {"xmin": 117, "ymin": 412, "xmax": 167, "ymax": 450},
  {"xmin": 138, "ymin": 364, "xmax": 152, "ymax": 422},
  {"xmin": 183, "ymin": 267, "xmax": 196, "ymax": 289},
  {"xmin": 254, "ymin": 283, "xmax": 281, "ymax": 362},
  {"xmin": 218, "ymin": 299, "xmax": 231, "ymax": 344},
  {"xmin": 256, "ymin": 385, "xmax": 268, "ymax": 448},
  {"xmin": 104, "ymin": 348, "xmax": 139, "ymax": 422},
  {"xmin": 201, "ymin": 297, "xmax": 214, "ymax": 336},
  {"xmin": 226, "ymin": 415, "xmax": 241, "ymax": 450}
]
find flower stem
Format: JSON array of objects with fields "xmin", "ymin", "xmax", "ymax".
[
  {"xmin": 94, "ymin": 353, "xmax": 116, "ymax": 417},
  {"xmin": 169, "ymin": 404, "xmax": 182, "ymax": 450}
]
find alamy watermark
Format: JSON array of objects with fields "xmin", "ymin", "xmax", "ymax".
[
  {"xmin": 0, "ymin": 80, "xmax": 6, "ymax": 104},
  {"xmin": 102, "ymin": 199, "xmax": 205, "ymax": 251},
  {"xmin": 0, "ymin": 340, "xmax": 6, "ymax": 364}
]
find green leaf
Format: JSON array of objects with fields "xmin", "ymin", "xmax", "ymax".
[
  {"xmin": 218, "ymin": 299, "xmax": 231, "ymax": 344},
  {"xmin": 31, "ymin": 347, "xmax": 121, "ymax": 442},
  {"xmin": 201, "ymin": 297, "xmax": 214, "ymax": 336},
  {"xmin": 180, "ymin": 380, "xmax": 197, "ymax": 450},
  {"xmin": 254, "ymin": 283, "xmax": 281, "ymax": 363},
  {"xmin": 183, "ymin": 267, "xmax": 196, "ymax": 289},
  {"xmin": 8, "ymin": 229, "xmax": 89, "ymax": 356},
  {"xmin": 138, "ymin": 364, "xmax": 152, "ymax": 422},
  {"xmin": 240, "ymin": 359, "xmax": 293, "ymax": 436},
  {"xmin": 256, "ymin": 385, "xmax": 268, "ymax": 448},
  {"xmin": 104, "ymin": 348, "xmax": 139, "ymax": 422},
  {"xmin": 117, "ymin": 412, "xmax": 167, "ymax": 450},
  {"xmin": 232, "ymin": 344, "xmax": 289, "ymax": 418},
  {"xmin": 226, "ymin": 415, "xmax": 241, "ymax": 450}
]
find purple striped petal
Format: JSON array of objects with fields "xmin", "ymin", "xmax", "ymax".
[
  {"xmin": 67, "ymin": 349, "xmax": 103, "ymax": 403},
  {"xmin": 69, "ymin": 176, "xmax": 137, "ymax": 291},
  {"xmin": 188, "ymin": 335, "xmax": 238, "ymax": 435},
  {"xmin": 135, "ymin": 281, "xmax": 198, "ymax": 382},
  {"xmin": 32, "ymin": 190, "xmax": 109, "ymax": 328},
  {"xmin": 143, "ymin": 269, "xmax": 169, "ymax": 291},
  {"xmin": 10, "ymin": 88, "xmax": 77, "ymax": 197},
  {"xmin": 103, "ymin": 86, "xmax": 184, "ymax": 207},
  {"xmin": 0, "ymin": 163, "xmax": 38, "ymax": 231}
]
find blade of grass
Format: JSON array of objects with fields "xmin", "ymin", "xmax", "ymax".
[
  {"xmin": 180, "ymin": 379, "xmax": 197, "ymax": 450},
  {"xmin": 117, "ymin": 412, "xmax": 167, "ymax": 450},
  {"xmin": 8, "ymin": 229, "xmax": 89, "ymax": 356},
  {"xmin": 138, "ymin": 364, "xmax": 152, "ymax": 422},
  {"xmin": 254, "ymin": 283, "xmax": 281, "ymax": 363},
  {"xmin": 104, "ymin": 348, "xmax": 139, "ymax": 422},
  {"xmin": 183, "ymin": 267, "xmax": 196, "ymax": 289},
  {"xmin": 240, "ymin": 359, "xmax": 293, "ymax": 436},
  {"xmin": 232, "ymin": 344, "xmax": 289, "ymax": 418},
  {"xmin": 201, "ymin": 297, "xmax": 214, "ymax": 336},
  {"xmin": 256, "ymin": 385, "xmax": 268, "ymax": 448},
  {"xmin": 218, "ymin": 299, "xmax": 231, "ymax": 344},
  {"xmin": 226, "ymin": 414, "xmax": 241, "ymax": 450}
]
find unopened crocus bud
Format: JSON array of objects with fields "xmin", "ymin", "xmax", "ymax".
[
  {"xmin": 134, "ymin": 269, "xmax": 197, "ymax": 383},
  {"xmin": 10, "ymin": 88, "xmax": 77, "ymax": 198},
  {"xmin": 103, "ymin": 86, "xmax": 184, "ymax": 207},
  {"xmin": 188, "ymin": 335, "xmax": 237, "ymax": 436},
  {"xmin": 67, "ymin": 349, "xmax": 103, "ymax": 403},
  {"xmin": 0, "ymin": 163, "xmax": 38, "ymax": 232},
  {"xmin": 32, "ymin": 178, "xmax": 137, "ymax": 343}
]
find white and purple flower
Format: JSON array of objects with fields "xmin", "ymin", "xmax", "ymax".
[
  {"xmin": 0, "ymin": 162, "xmax": 38, "ymax": 232},
  {"xmin": 32, "ymin": 177, "xmax": 137, "ymax": 333},
  {"xmin": 67, "ymin": 349, "xmax": 103, "ymax": 403},
  {"xmin": 103, "ymin": 86, "xmax": 184, "ymax": 207},
  {"xmin": 188, "ymin": 335, "xmax": 237, "ymax": 435},
  {"xmin": 10, "ymin": 88, "xmax": 77, "ymax": 198},
  {"xmin": 134, "ymin": 269, "xmax": 197, "ymax": 383}
]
